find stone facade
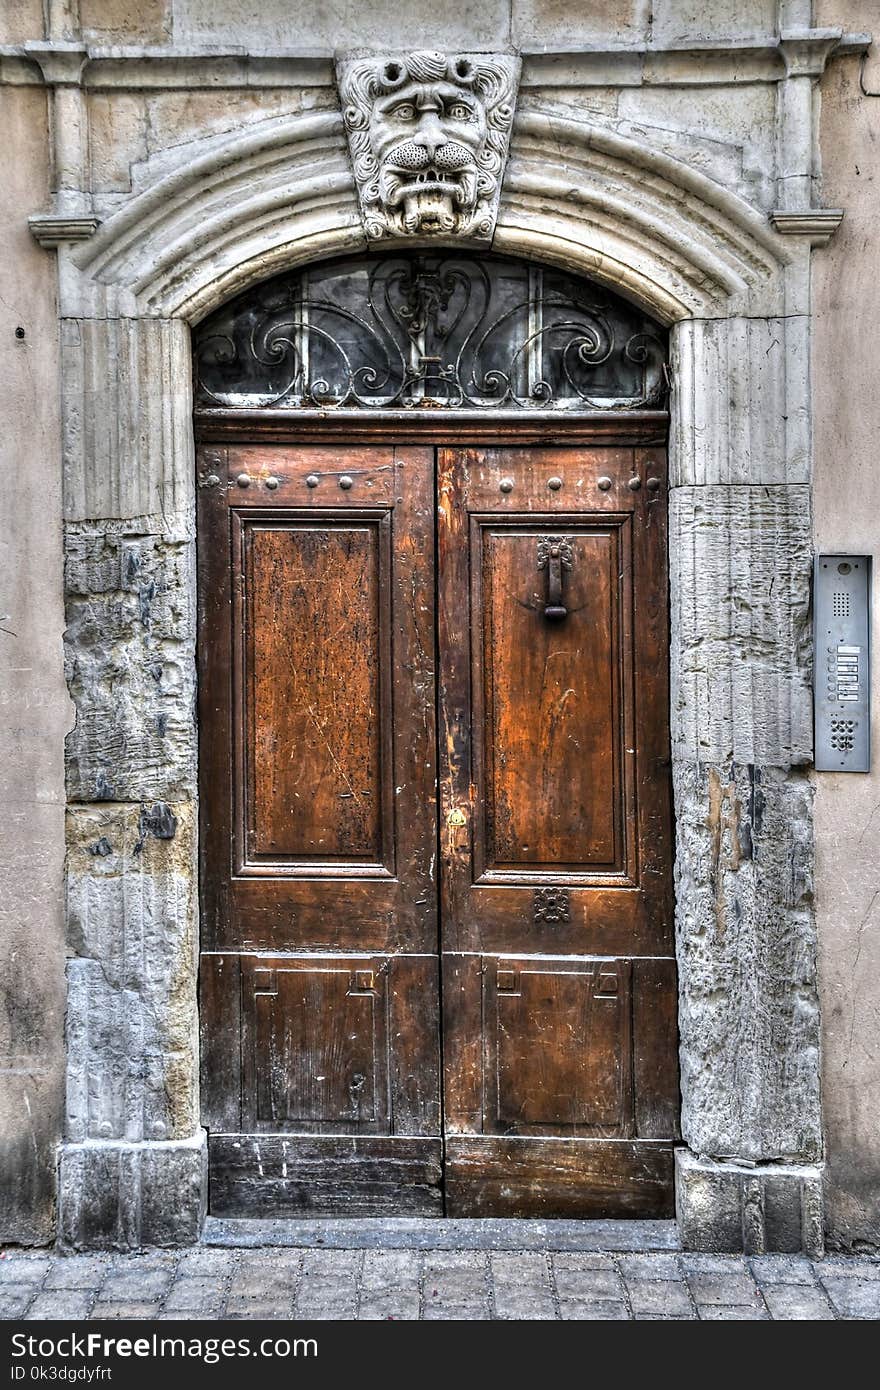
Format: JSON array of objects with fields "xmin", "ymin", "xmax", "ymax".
[{"xmin": 0, "ymin": 1, "xmax": 878, "ymax": 1254}]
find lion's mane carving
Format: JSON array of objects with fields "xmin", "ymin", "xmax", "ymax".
[{"xmin": 337, "ymin": 50, "xmax": 519, "ymax": 240}]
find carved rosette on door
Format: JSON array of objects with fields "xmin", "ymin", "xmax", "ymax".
[{"xmin": 533, "ymin": 887, "xmax": 571, "ymax": 923}]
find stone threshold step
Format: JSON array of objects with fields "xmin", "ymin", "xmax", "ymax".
[{"xmin": 204, "ymin": 1216, "xmax": 680, "ymax": 1252}]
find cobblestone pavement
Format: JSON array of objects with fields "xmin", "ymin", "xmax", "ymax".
[{"xmin": 1, "ymin": 1247, "xmax": 879, "ymax": 1320}]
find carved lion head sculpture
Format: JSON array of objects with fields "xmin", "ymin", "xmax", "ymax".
[{"xmin": 337, "ymin": 50, "xmax": 520, "ymax": 240}]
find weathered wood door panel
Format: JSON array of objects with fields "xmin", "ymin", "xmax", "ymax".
[
  {"xmin": 438, "ymin": 446, "xmax": 677, "ymax": 1215},
  {"xmin": 200, "ymin": 444, "xmax": 437, "ymax": 954},
  {"xmin": 198, "ymin": 438, "xmax": 677, "ymax": 1218},
  {"xmin": 198, "ymin": 444, "xmax": 442, "ymax": 1215}
]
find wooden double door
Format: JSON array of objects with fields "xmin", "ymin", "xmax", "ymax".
[{"xmin": 198, "ymin": 436, "xmax": 678, "ymax": 1218}]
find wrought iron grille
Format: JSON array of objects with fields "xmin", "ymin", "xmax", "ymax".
[{"xmin": 193, "ymin": 252, "xmax": 668, "ymax": 411}]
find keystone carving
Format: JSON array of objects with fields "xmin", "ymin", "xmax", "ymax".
[{"xmin": 336, "ymin": 50, "xmax": 520, "ymax": 241}]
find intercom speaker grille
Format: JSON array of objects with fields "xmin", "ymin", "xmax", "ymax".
[
  {"xmin": 830, "ymin": 716, "xmax": 858, "ymax": 752},
  {"xmin": 833, "ymin": 591, "xmax": 851, "ymax": 618}
]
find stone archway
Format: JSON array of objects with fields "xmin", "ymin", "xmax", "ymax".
[{"xmin": 54, "ymin": 90, "xmax": 822, "ymax": 1252}]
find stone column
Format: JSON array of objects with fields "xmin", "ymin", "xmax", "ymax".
[
  {"xmin": 56, "ymin": 312, "xmax": 206, "ymax": 1248},
  {"xmin": 670, "ymin": 310, "xmax": 824, "ymax": 1254},
  {"xmin": 22, "ymin": 43, "xmax": 89, "ymax": 218}
]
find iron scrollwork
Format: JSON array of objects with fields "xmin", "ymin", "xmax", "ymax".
[{"xmin": 193, "ymin": 252, "xmax": 668, "ymax": 413}]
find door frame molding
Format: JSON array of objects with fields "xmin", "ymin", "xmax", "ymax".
[
  {"xmin": 193, "ymin": 411, "xmax": 668, "ymax": 448},
  {"xmin": 54, "ymin": 102, "xmax": 823, "ymax": 1252}
]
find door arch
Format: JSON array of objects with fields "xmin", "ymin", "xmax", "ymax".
[{"xmin": 194, "ymin": 250, "xmax": 677, "ymax": 1217}]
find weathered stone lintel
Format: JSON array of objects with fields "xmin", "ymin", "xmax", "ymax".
[
  {"xmin": 58, "ymin": 1133, "xmax": 207, "ymax": 1251},
  {"xmin": 670, "ymin": 483, "xmax": 813, "ymax": 768},
  {"xmin": 675, "ymin": 1148, "xmax": 824, "ymax": 1256},
  {"xmin": 2, "ymin": 33, "xmax": 869, "ymax": 92},
  {"xmin": 674, "ymin": 761, "xmax": 821, "ymax": 1165}
]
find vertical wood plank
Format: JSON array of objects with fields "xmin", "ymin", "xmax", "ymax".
[
  {"xmin": 199, "ymin": 952, "xmax": 241, "ymax": 1132},
  {"xmin": 633, "ymin": 956, "xmax": 681, "ymax": 1139},
  {"xmin": 196, "ymin": 448, "xmax": 233, "ymax": 951}
]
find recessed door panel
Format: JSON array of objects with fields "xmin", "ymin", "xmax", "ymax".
[
  {"xmin": 246, "ymin": 960, "xmax": 385, "ymax": 1130},
  {"xmin": 486, "ymin": 958, "xmax": 633, "ymax": 1135},
  {"xmin": 475, "ymin": 521, "xmax": 625, "ymax": 874},
  {"xmin": 199, "ymin": 444, "xmax": 437, "ymax": 954},
  {"xmin": 241, "ymin": 518, "xmax": 390, "ymax": 868}
]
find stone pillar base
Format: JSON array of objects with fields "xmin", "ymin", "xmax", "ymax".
[
  {"xmin": 58, "ymin": 1132, "xmax": 207, "ymax": 1250},
  {"xmin": 675, "ymin": 1148, "xmax": 824, "ymax": 1256}
]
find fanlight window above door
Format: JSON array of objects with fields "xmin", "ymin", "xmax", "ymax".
[{"xmin": 193, "ymin": 252, "xmax": 668, "ymax": 412}]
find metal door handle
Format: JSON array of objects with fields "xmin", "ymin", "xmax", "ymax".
[{"xmin": 537, "ymin": 536, "xmax": 573, "ymax": 621}]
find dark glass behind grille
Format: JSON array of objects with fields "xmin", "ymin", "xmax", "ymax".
[{"xmin": 193, "ymin": 251, "xmax": 667, "ymax": 411}]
